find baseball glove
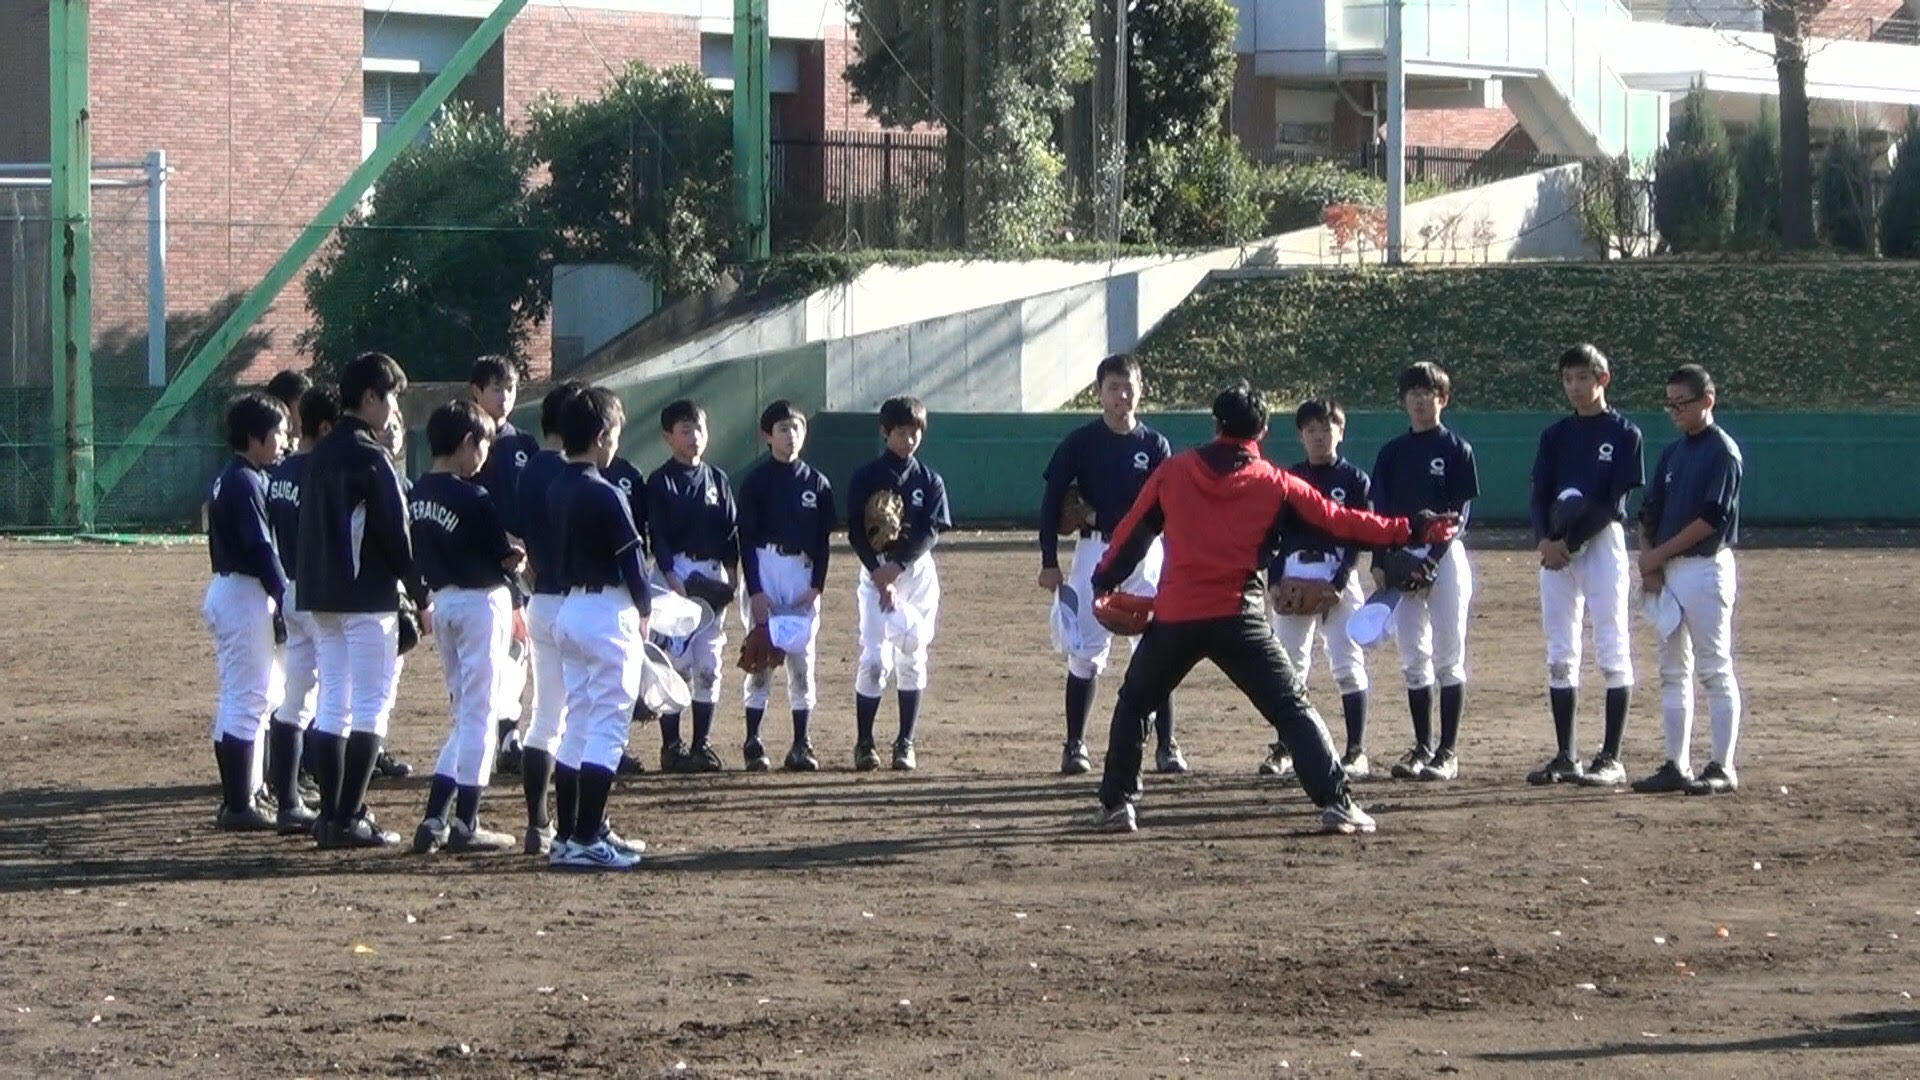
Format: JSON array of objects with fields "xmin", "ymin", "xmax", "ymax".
[
  {"xmin": 863, "ymin": 489, "xmax": 905, "ymax": 550},
  {"xmin": 1381, "ymin": 548, "xmax": 1439, "ymax": 593},
  {"xmin": 397, "ymin": 601, "xmax": 422, "ymax": 657},
  {"xmin": 735, "ymin": 623, "xmax": 786, "ymax": 674},
  {"xmin": 1091, "ymin": 591, "xmax": 1154, "ymax": 636},
  {"xmin": 1274, "ymin": 577, "xmax": 1340, "ymax": 617},
  {"xmin": 682, "ymin": 572, "xmax": 737, "ymax": 612},
  {"xmin": 1056, "ymin": 484, "xmax": 1095, "ymax": 536}
]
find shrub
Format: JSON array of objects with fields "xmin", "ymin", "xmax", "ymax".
[
  {"xmin": 1818, "ymin": 128, "xmax": 1875, "ymax": 254},
  {"xmin": 1653, "ymin": 90, "xmax": 1736, "ymax": 253}
]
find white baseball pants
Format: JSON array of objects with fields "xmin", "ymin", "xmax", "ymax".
[
  {"xmin": 1658, "ymin": 549, "xmax": 1742, "ymax": 774},
  {"xmin": 277, "ymin": 580, "xmax": 320, "ymax": 729},
  {"xmin": 664, "ymin": 554, "xmax": 730, "ymax": 705},
  {"xmin": 1271, "ymin": 575, "xmax": 1370, "ymax": 695},
  {"xmin": 1393, "ymin": 543, "xmax": 1474, "ymax": 689},
  {"xmin": 427, "ymin": 586, "xmax": 511, "ymax": 787},
  {"xmin": 1063, "ymin": 535, "xmax": 1163, "ymax": 681},
  {"xmin": 203, "ymin": 574, "xmax": 284, "ymax": 793},
  {"xmin": 554, "ymin": 588, "xmax": 643, "ymax": 772},
  {"xmin": 311, "ymin": 611, "xmax": 401, "ymax": 738},
  {"xmin": 1539, "ymin": 522, "xmax": 1634, "ymax": 690},
  {"xmin": 856, "ymin": 554, "xmax": 941, "ymax": 696},
  {"xmin": 743, "ymin": 548, "xmax": 822, "ymax": 711},
  {"xmin": 522, "ymin": 592, "xmax": 569, "ymax": 758}
]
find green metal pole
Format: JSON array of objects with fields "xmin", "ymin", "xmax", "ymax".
[
  {"xmin": 732, "ymin": 0, "xmax": 770, "ymax": 261},
  {"xmin": 49, "ymin": 0, "xmax": 94, "ymax": 529},
  {"xmin": 93, "ymin": 0, "xmax": 529, "ymax": 504}
]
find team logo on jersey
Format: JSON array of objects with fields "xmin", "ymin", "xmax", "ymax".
[
  {"xmin": 1133, "ymin": 451, "xmax": 1151, "ymax": 471},
  {"xmin": 910, "ymin": 488, "xmax": 925, "ymax": 508},
  {"xmin": 514, "ymin": 450, "xmax": 529, "ymax": 468},
  {"xmin": 1598, "ymin": 442, "xmax": 1615, "ymax": 463},
  {"xmin": 800, "ymin": 490, "xmax": 818, "ymax": 509},
  {"xmin": 704, "ymin": 484, "xmax": 719, "ymax": 506},
  {"xmin": 211, "ymin": 478, "xmax": 223, "ymax": 500},
  {"xmin": 1429, "ymin": 457, "xmax": 1447, "ymax": 477},
  {"xmin": 617, "ymin": 478, "xmax": 633, "ymax": 496},
  {"xmin": 1330, "ymin": 486, "xmax": 1348, "ymax": 503}
]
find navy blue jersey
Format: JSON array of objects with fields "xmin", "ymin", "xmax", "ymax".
[
  {"xmin": 601, "ymin": 456, "xmax": 648, "ymax": 549},
  {"xmin": 737, "ymin": 457, "xmax": 836, "ymax": 593},
  {"xmin": 265, "ymin": 451, "xmax": 309, "ymax": 580},
  {"xmin": 847, "ymin": 451, "xmax": 953, "ymax": 571},
  {"xmin": 645, "ymin": 459, "xmax": 739, "ymax": 569},
  {"xmin": 295, "ymin": 415, "xmax": 426, "ymax": 613},
  {"xmin": 552, "ymin": 462, "xmax": 650, "ymax": 614},
  {"xmin": 408, "ymin": 471, "xmax": 517, "ymax": 593},
  {"xmin": 1274, "ymin": 457, "xmax": 1373, "ymax": 587},
  {"xmin": 515, "ymin": 449, "xmax": 568, "ymax": 596},
  {"xmin": 208, "ymin": 455, "xmax": 288, "ymax": 605},
  {"xmin": 1530, "ymin": 410, "xmax": 1645, "ymax": 541},
  {"xmin": 1038, "ymin": 419, "xmax": 1173, "ymax": 569},
  {"xmin": 1370, "ymin": 425, "xmax": 1479, "ymax": 526},
  {"xmin": 475, "ymin": 420, "xmax": 540, "ymax": 535},
  {"xmin": 1642, "ymin": 425, "xmax": 1742, "ymax": 556}
]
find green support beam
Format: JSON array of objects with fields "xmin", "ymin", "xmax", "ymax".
[
  {"xmin": 49, "ymin": 0, "xmax": 94, "ymax": 529},
  {"xmin": 732, "ymin": 0, "xmax": 770, "ymax": 261},
  {"xmin": 93, "ymin": 0, "xmax": 530, "ymax": 505}
]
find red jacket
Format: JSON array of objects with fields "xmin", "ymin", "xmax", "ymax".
[{"xmin": 1094, "ymin": 437, "xmax": 1413, "ymax": 623}]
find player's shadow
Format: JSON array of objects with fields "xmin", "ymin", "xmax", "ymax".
[{"xmin": 1474, "ymin": 1011, "xmax": 1920, "ymax": 1061}]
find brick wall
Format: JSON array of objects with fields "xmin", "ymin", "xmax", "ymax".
[
  {"xmin": 1809, "ymin": 0, "xmax": 1908, "ymax": 39},
  {"xmin": 500, "ymin": 6, "xmax": 699, "ymax": 116},
  {"xmin": 1405, "ymin": 107, "xmax": 1530, "ymax": 152},
  {"xmin": 88, "ymin": 0, "xmax": 363, "ymax": 388}
]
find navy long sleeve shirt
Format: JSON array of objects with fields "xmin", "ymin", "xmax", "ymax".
[
  {"xmin": 1037, "ymin": 419, "xmax": 1172, "ymax": 569},
  {"xmin": 847, "ymin": 451, "xmax": 952, "ymax": 571},
  {"xmin": 1529, "ymin": 409, "xmax": 1645, "ymax": 549},
  {"xmin": 737, "ymin": 457, "xmax": 836, "ymax": 593},
  {"xmin": 208, "ymin": 455, "xmax": 289, "ymax": 608},
  {"xmin": 645, "ymin": 459, "xmax": 739, "ymax": 573}
]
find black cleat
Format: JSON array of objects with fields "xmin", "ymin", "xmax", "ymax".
[
  {"xmin": 1631, "ymin": 760, "xmax": 1693, "ymax": 794},
  {"xmin": 1526, "ymin": 755, "xmax": 1582, "ymax": 786},
  {"xmin": 784, "ymin": 741, "xmax": 820, "ymax": 771},
  {"xmin": 661, "ymin": 740, "xmax": 691, "ymax": 773},
  {"xmin": 215, "ymin": 804, "xmax": 278, "ymax": 833},
  {"xmin": 743, "ymin": 739, "xmax": 772, "ymax": 772},
  {"xmin": 853, "ymin": 741, "xmax": 881, "ymax": 772},
  {"xmin": 1685, "ymin": 761, "xmax": 1738, "ymax": 796},
  {"xmin": 616, "ymin": 752, "xmax": 647, "ymax": 776},
  {"xmin": 275, "ymin": 801, "xmax": 320, "ymax": 835},
  {"xmin": 318, "ymin": 811, "xmax": 401, "ymax": 849},
  {"xmin": 688, "ymin": 741, "xmax": 725, "ymax": 773},
  {"xmin": 374, "ymin": 750, "xmax": 413, "ymax": 780},
  {"xmin": 1389, "ymin": 745, "xmax": 1432, "ymax": 780}
]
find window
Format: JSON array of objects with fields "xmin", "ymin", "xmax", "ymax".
[{"xmin": 364, "ymin": 72, "xmax": 435, "ymax": 145}]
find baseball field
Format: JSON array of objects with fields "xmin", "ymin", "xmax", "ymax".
[{"xmin": 1, "ymin": 532, "xmax": 1915, "ymax": 1076}]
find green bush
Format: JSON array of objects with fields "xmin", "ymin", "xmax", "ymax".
[
  {"xmin": 1654, "ymin": 91, "xmax": 1736, "ymax": 253},
  {"xmin": 1882, "ymin": 120, "xmax": 1920, "ymax": 259},
  {"xmin": 1818, "ymin": 129, "xmax": 1875, "ymax": 254},
  {"xmin": 1127, "ymin": 137, "xmax": 1266, "ymax": 246},
  {"xmin": 1253, "ymin": 159, "xmax": 1448, "ymax": 235},
  {"xmin": 1733, "ymin": 101, "xmax": 1782, "ymax": 249}
]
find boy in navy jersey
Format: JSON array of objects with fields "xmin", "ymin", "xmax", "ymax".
[
  {"xmin": 1371, "ymin": 362, "xmax": 1479, "ymax": 783},
  {"xmin": 1265, "ymin": 398, "xmax": 1374, "ymax": 779},
  {"xmin": 549, "ymin": 387, "xmax": 652, "ymax": 871},
  {"xmin": 467, "ymin": 356, "xmax": 539, "ymax": 771},
  {"xmin": 646, "ymin": 400, "xmax": 740, "ymax": 772},
  {"xmin": 514, "ymin": 380, "xmax": 584, "ymax": 853},
  {"xmin": 1037, "ymin": 355, "xmax": 1180, "ymax": 776},
  {"xmin": 203, "ymin": 392, "xmax": 291, "ymax": 832},
  {"xmin": 407, "ymin": 401, "xmax": 526, "ymax": 855},
  {"xmin": 736, "ymin": 401, "xmax": 836, "ymax": 771},
  {"xmin": 1527, "ymin": 344, "xmax": 1645, "ymax": 788},
  {"xmin": 264, "ymin": 385, "xmax": 339, "ymax": 830}
]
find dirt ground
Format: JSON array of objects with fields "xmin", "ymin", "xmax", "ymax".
[{"xmin": 0, "ymin": 533, "xmax": 1915, "ymax": 1078}]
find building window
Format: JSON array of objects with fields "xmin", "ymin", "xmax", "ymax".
[{"xmin": 364, "ymin": 71, "xmax": 435, "ymax": 145}]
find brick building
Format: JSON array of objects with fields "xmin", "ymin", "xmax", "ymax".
[{"xmin": 0, "ymin": 0, "xmax": 892, "ymax": 386}]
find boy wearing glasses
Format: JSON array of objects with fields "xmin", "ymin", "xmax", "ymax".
[{"xmin": 1631, "ymin": 365, "xmax": 1745, "ymax": 797}]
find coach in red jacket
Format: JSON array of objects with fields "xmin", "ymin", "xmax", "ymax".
[{"xmin": 1090, "ymin": 382, "xmax": 1457, "ymax": 835}]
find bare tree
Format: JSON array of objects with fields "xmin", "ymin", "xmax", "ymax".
[{"xmin": 1764, "ymin": 1, "xmax": 1817, "ymax": 248}]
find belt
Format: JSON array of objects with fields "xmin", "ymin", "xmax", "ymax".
[
  {"xmin": 569, "ymin": 585, "xmax": 611, "ymax": 595},
  {"xmin": 1078, "ymin": 528, "xmax": 1112, "ymax": 542},
  {"xmin": 1291, "ymin": 551, "xmax": 1331, "ymax": 564},
  {"xmin": 768, "ymin": 543, "xmax": 809, "ymax": 557}
]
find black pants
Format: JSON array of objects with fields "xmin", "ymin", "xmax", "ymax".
[{"xmin": 1098, "ymin": 611, "xmax": 1346, "ymax": 810}]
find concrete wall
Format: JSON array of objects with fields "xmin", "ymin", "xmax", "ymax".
[{"xmin": 550, "ymin": 264, "xmax": 659, "ymax": 378}]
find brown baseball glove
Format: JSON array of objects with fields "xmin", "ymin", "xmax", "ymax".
[
  {"xmin": 1273, "ymin": 577, "xmax": 1340, "ymax": 618},
  {"xmin": 863, "ymin": 489, "xmax": 905, "ymax": 550},
  {"xmin": 1056, "ymin": 484, "xmax": 1095, "ymax": 536},
  {"xmin": 736, "ymin": 623, "xmax": 785, "ymax": 674}
]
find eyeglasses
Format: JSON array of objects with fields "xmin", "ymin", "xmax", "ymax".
[{"xmin": 1663, "ymin": 396, "xmax": 1703, "ymax": 413}]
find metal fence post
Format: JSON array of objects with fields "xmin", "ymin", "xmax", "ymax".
[{"xmin": 146, "ymin": 149, "xmax": 166, "ymax": 388}]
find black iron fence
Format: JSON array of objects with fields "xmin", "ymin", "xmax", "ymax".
[
  {"xmin": 1267, "ymin": 142, "xmax": 1583, "ymax": 190},
  {"xmin": 771, "ymin": 129, "xmax": 950, "ymax": 251}
]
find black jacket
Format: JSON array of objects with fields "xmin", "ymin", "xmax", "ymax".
[{"xmin": 294, "ymin": 414, "xmax": 428, "ymax": 613}]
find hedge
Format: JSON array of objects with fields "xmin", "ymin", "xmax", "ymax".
[{"xmin": 1130, "ymin": 262, "xmax": 1920, "ymax": 410}]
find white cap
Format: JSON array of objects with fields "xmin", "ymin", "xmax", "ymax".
[
  {"xmin": 638, "ymin": 639, "xmax": 692, "ymax": 714},
  {"xmin": 1346, "ymin": 590, "xmax": 1402, "ymax": 649}
]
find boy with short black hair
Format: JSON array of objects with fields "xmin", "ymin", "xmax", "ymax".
[
  {"xmin": 1266, "ymin": 397, "xmax": 1374, "ymax": 779},
  {"xmin": 204, "ymin": 392, "xmax": 292, "ymax": 832},
  {"xmin": 406, "ymin": 400, "xmax": 524, "ymax": 855},
  {"xmin": 549, "ymin": 386, "xmax": 652, "ymax": 871},
  {"xmin": 1036, "ymin": 354, "xmax": 1179, "ymax": 777},
  {"xmin": 265, "ymin": 369, "xmax": 314, "ymax": 440},
  {"xmin": 514, "ymin": 380, "xmax": 585, "ymax": 854},
  {"xmin": 645, "ymin": 399, "xmax": 740, "ymax": 773},
  {"xmin": 1371, "ymin": 361, "xmax": 1479, "ymax": 783},
  {"xmin": 1631, "ymin": 364, "xmax": 1745, "ymax": 797},
  {"xmin": 1528, "ymin": 344, "xmax": 1645, "ymax": 788},
  {"xmin": 297, "ymin": 350, "xmax": 430, "ymax": 849},
  {"xmin": 737, "ymin": 400, "xmax": 836, "ymax": 771},
  {"xmin": 468, "ymin": 355, "xmax": 538, "ymax": 770},
  {"xmin": 264, "ymin": 384, "xmax": 340, "ymax": 832},
  {"xmin": 847, "ymin": 395, "xmax": 952, "ymax": 771}
]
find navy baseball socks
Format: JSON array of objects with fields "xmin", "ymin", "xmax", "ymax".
[
  {"xmin": 1392, "ymin": 687, "xmax": 1435, "ymax": 779},
  {"xmin": 1064, "ymin": 675, "xmax": 1094, "ymax": 746},
  {"xmin": 520, "ymin": 748, "xmax": 555, "ymax": 852},
  {"xmin": 854, "ymin": 693, "xmax": 882, "ymax": 770},
  {"xmin": 551, "ymin": 763, "xmax": 579, "ymax": 842},
  {"xmin": 316, "ymin": 732, "xmax": 400, "ymax": 849},
  {"xmin": 1602, "ymin": 687, "xmax": 1629, "ymax": 759},
  {"xmin": 1341, "ymin": 690, "xmax": 1368, "ymax": 753},
  {"xmin": 894, "ymin": 690, "xmax": 921, "ymax": 770},
  {"xmin": 743, "ymin": 708, "xmax": 771, "ymax": 772},
  {"xmin": 213, "ymin": 735, "xmax": 274, "ymax": 831},
  {"xmin": 685, "ymin": 702, "xmax": 722, "ymax": 771},
  {"xmin": 784, "ymin": 710, "xmax": 818, "ymax": 771},
  {"xmin": 267, "ymin": 720, "xmax": 318, "ymax": 833}
]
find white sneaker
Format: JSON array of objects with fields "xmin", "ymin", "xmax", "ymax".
[
  {"xmin": 546, "ymin": 838, "xmax": 579, "ymax": 867},
  {"xmin": 1093, "ymin": 802, "xmax": 1137, "ymax": 833},
  {"xmin": 600, "ymin": 822, "xmax": 646, "ymax": 859},
  {"xmin": 550, "ymin": 838, "xmax": 641, "ymax": 871},
  {"xmin": 1320, "ymin": 796, "xmax": 1377, "ymax": 835}
]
